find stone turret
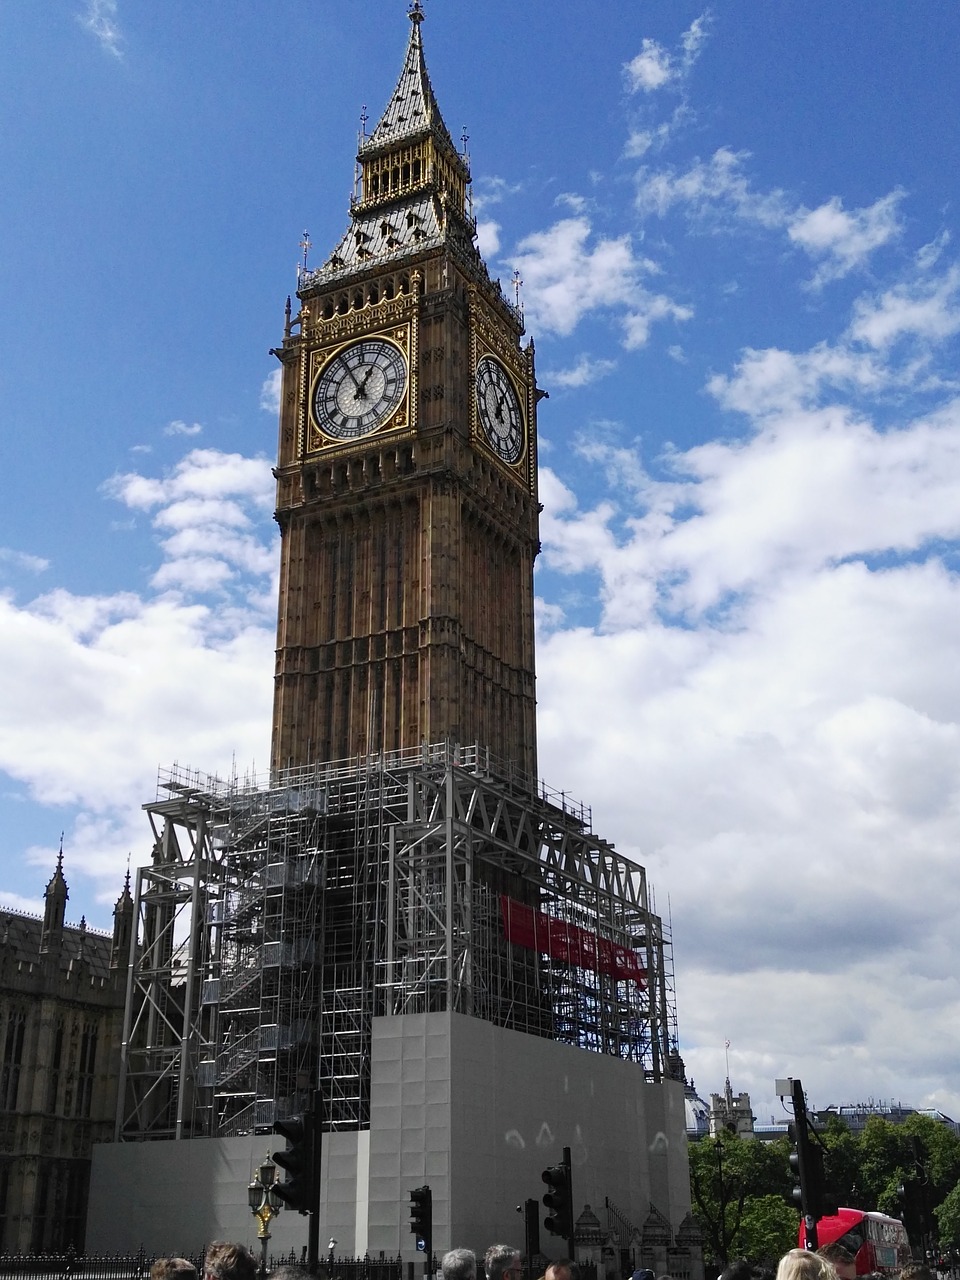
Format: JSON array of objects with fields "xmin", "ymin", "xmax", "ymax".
[{"xmin": 39, "ymin": 839, "xmax": 69, "ymax": 955}]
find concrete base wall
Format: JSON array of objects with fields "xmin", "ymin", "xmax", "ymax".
[{"xmin": 89, "ymin": 1012, "xmax": 690, "ymax": 1259}]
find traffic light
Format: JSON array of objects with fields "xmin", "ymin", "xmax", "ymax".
[
  {"xmin": 542, "ymin": 1151, "xmax": 573, "ymax": 1239},
  {"xmin": 806, "ymin": 1142, "xmax": 837, "ymax": 1218},
  {"xmin": 788, "ymin": 1122, "xmax": 804, "ymax": 1208},
  {"xmin": 409, "ymin": 1184, "xmax": 433, "ymax": 1245},
  {"xmin": 519, "ymin": 1198, "xmax": 541, "ymax": 1261},
  {"xmin": 272, "ymin": 1111, "xmax": 315, "ymax": 1214},
  {"xmin": 787, "ymin": 1117, "xmax": 836, "ymax": 1223}
]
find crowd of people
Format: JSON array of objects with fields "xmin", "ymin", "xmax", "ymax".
[
  {"xmin": 147, "ymin": 1239, "xmax": 938, "ymax": 1280},
  {"xmin": 146, "ymin": 1241, "xmax": 569, "ymax": 1280},
  {"xmin": 722, "ymin": 1248, "xmax": 937, "ymax": 1280}
]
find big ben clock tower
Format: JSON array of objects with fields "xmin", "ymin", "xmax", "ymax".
[
  {"xmin": 111, "ymin": 4, "xmax": 686, "ymax": 1256},
  {"xmin": 270, "ymin": 1, "xmax": 541, "ymax": 779}
]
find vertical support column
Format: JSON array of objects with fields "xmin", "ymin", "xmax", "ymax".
[{"xmin": 444, "ymin": 762, "xmax": 455, "ymax": 1012}]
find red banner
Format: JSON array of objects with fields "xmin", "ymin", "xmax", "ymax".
[{"xmin": 499, "ymin": 895, "xmax": 647, "ymax": 987}]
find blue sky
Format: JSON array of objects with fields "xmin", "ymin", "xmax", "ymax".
[{"xmin": 3, "ymin": 0, "xmax": 960, "ymax": 1126}]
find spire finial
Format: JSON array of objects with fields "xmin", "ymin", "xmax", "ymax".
[
  {"xmin": 297, "ymin": 231, "xmax": 312, "ymax": 286},
  {"xmin": 57, "ymin": 832, "xmax": 64, "ymax": 872},
  {"xmin": 409, "ymin": 0, "xmax": 425, "ymax": 26}
]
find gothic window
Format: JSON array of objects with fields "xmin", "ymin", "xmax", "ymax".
[
  {"xmin": 45, "ymin": 1019, "xmax": 64, "ymax": 1113},
  {"xmin": 62, "ymin": 1160, "xmax": 88, "ymax": 1252},
  {"xmin": 75, "ymin": 1022, "xmax": 98, "ymax": 1118},
  {"xmin": 30, "ymin": 1161, "xmax": 51, "ymax": 1252},
  {"xmin": 0, "ymin": 1008, "xmax": 25, "ymax": 1111},
  {"xmin": 0, "ymin": 1159, "xmax": 9, "ymax": 1252}
]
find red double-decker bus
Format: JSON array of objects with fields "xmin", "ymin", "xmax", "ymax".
[{"xmin": 800, "ymin": 1208, "xmax": 911, "ymax": 1274}]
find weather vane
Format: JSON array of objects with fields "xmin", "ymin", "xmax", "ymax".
[
  {"xmin": 298, "ymin": 230, "xmax": 312, "ymax": 284},
  {"xmin": 513, "ymin": 269, "xmax": 523, "ymax": 310}
]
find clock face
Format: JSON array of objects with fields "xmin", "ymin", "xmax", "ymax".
[
  {"xmin": 313, "ymin": 338, "xmax": 407, "ymax": 439},
  {"xmin": 476, "ymin": 356, "xmax": 524, "ymax": 464}
]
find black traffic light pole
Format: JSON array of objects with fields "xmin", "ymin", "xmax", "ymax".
[
  {"xmin": 273, "ymin": 1092, "xmax": 323, "ymax": 1274},
  {"xmin": 790, "ymin": 1078, "xmax": 818, "ymax": 1251},
  {"xmin": 542, "ymin": 1146, "xmax": 574, "ymax": 1260},
  {"xmin": 409, "ymin": 1185, "xmax": 433, "ymax": 1280},
  {"xmin": 522, "ymin": 1198, "xmax": 540, "ymax": 1276},
  {"xmin": 308, "ymin": 1091, "xmax": 322, "ymax": 1274}
]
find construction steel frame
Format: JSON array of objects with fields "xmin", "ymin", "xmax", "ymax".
[{"xmin": 115, "ymin": 741, "xmax": 677, "ymax": 1142}]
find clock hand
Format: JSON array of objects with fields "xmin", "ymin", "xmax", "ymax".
[{"xmin": 354, "ymin": 365, "xmax": 376, "ymax": 400}]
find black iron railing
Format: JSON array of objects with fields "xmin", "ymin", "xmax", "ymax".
[{"xmin": 0, "ymin": 1254, "xmax": 408, "ymax": 1280}]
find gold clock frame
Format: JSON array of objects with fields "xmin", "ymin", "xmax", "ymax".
[{"xmin": 305, "ymin": 324, "xmax": 412, "ymax": 454}]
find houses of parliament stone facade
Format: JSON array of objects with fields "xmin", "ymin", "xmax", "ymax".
[{"xmin": 0, "ymin": 852, "xmax": 131, "ymax": 1251}]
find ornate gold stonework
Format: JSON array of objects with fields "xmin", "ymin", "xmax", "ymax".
[{"xmin": 305, "ymin": 325, "xmax": 412, "ymax": 454}]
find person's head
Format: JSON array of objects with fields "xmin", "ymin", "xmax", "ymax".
[
  {"xmin": 546, "ymin": 1261, "xmax": 577, "ymax": 1280},
  {"xmin": 720, "ymin": 1264, "xmax": 761, "ymax": 1280},
  {"xmin": 152, "ymin": 1261, "xmax": 198, "ymax": 1280},
  {"xmin": 776, "ymin": 1250, "xmax": 839, "ymax": 1280},
  {"xmin": 443, "ymin": 1250, "xmax": 477, "ymax": 1280},
  {"xmin": 484, "ymin": 1245, "xmax": 521, "ymax": 1280},
  {"xmin": 900, "ymin": 1266, "xmax": 935, "ymax": 1280},
  {"xmin": 204, "ymin": 1244, "xmax": 258, "ymax": 1280},
  {"xmin": 818, "ymin": 1245, "xmax": 857, "ymax": 1280}
]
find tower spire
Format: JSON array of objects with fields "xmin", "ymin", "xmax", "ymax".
[{"xmin": 40, "ymin": 836, "xmax": 69, "ymax": 955}]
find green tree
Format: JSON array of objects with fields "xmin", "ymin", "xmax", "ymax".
[
  {"xmin": 856, "ymin": 1116, "xmax": 914, "ymax": 1214},
  {"xmin": 934, "ymin": 1183, "xmax": 960, "ymax": 1248},
  {"xmin": 737, "ymin": 1195, "xmax": 801, "ymax": 1265},
  {"xmin": 820, "ymin": 1115, "xmax": 860, "ymax": 1208},
  {"xmin": 689, "ymin": 1134, "xmax": 798, "ymax": 1265}
]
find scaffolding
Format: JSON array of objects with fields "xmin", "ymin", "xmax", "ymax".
[{"xmin": 116, "ymin": 741, "xmax": 677, "ymax": 1142}]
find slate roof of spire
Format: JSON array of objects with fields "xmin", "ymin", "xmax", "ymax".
[
  {"xmin": 0, "ymin": 908, "xmax": 114, "ymax": 979},
  {"xmin": 361, "ymin": 3, "xmax": 456, "ymax": 156}
]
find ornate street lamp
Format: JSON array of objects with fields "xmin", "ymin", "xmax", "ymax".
[{"xmin": 248, "ymin": 1154, "xmax": 283, "ymax": 1280}]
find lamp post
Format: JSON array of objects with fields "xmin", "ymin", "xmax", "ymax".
[
  {"xmin": 248, "ymin": 1154, "xmax": 283, "ymax": 1280},
  {"xmin": 327, "ymin": 1238, "xmax": 337, "ymax": 1279}
]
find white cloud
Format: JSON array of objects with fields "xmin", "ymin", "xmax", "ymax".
[
  {"xmin": 0, "ymin": 889, "xmax": 44, "ymax": 915},
  {"xmin": 635, "ymin": 146, "xmax": 788, "ymax": 228},
  {"xmin": 634, "ymin": 148, "xmax": 903, "ymax": 287},
  {"xmin": 164, "ymin": 420, "xmax": 204, "ymax": 437},
  {"xmin": 476, "ymin": 220, "xmax": 501, "ymax": 259},
  {"xmin": 625, "ymin": 39, "xmax": 675, "ymax": 94},
  {"xmin": 0, "ymin": 548, "xmax": 49, "ymax": 574},
  {"xmin": 260, "ymin": 369, "xmax": 281, "ymax": 414},
  {"xmin": 77, "ymin": 0, "xmax": 123, "ymax": 59},
  {"xmin": 0, "ymin": 446, "xmax": 279, "ymax": 903},
  {"xmin": 529, "ymin": 214, "xmax": 960, "ymax": 1116},
  {"xmin": 850, "ymin": 262, "xmax": 960, "ymax": 349},
  {"xmin": 546, "ymin": 355, "xmax": 618, "ymax": 389},
  {"xmin": 788, "ymin": 191, "xmax": 905, "ymax": 287},
  {"xmin": 624, "ymin": 14, "xmax": 710, "ymax": 95},
  {"xmin": 507, "ymin": 216, "xmax": 690, "ymax": 348},
  {"xmin": 473, "ymin": 176, "xmax": 523, "ymax": 213}
]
